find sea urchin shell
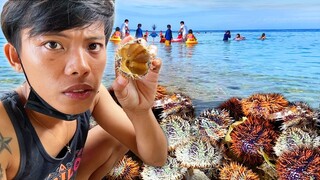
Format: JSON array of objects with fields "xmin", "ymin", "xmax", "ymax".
[{"xmin": 115, "ymin": 38, "xmax": 154, "ymax": 79}]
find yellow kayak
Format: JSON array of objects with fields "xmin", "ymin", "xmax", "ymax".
[
  {"xmin": 185, "ymin": 39, "xmax": 198, "ymax": 44},
  {"xmin": 110, "ymin": 36, "xmax": 121, "ymax": 42}
]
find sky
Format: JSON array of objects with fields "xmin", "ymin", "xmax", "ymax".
[
  {"xmin": 114, "ymin": 0, "xmax": 320, "ymax": 31},
  {"xmin": 0, "ymin": 1, "xmax": 319, "ymax": 32}
]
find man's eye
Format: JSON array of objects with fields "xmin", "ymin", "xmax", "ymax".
[
  {"xmin": 88, "ymin": 43, "xmax": 102, "ymax": 51},
  {"xmin": 44, "ymin": 41, "xmax": 62, "ymax": 50}
]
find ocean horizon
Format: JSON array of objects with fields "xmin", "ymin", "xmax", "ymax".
[{"xmin": 126, "ymin": 28, "xmax": 320, "ymax": 34}]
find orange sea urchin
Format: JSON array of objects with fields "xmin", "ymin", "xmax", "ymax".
[
  {"xmin": 105, "ymin": 155, "xmax": 140, "ymax": 180},
  {"xmin": 241, "ymin": 93, "xmax": 289, "ymax": 121},
  {"xmin": 219, "ymin": 162, "xmax": 260, "ymax": 180},
  {"xmin": 276, "ymin": 147, "xmax": 320, "ymax": 180},
  {"xmin": 217, "ymin": 97, "xmax": 244, "ymax": 121},
  {"xmin": 230, "ymin": 117, "xmax": 278, "ymax": 166}
]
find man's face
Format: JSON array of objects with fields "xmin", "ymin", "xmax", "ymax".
[{"xmin": 19, "ymin": 22, "xmax": 107, "ymax": 114}]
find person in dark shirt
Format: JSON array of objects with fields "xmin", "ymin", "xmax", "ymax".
[
  {"xmin": 259, "ymin": 33, "xmax": 266, "ymax": 40},
  {"xmin": 0, "ymin": 0, "xmax": 168, "ymax": 179},
  {"xmin": 135, "ymin": 23, "xmax": 143, "ymax": 38},
  {"xmin": 223, "ymin": 30, "xmax": 231, "ymax": 41},
  {"xmin": 165, "ymin": 24, "xmax": 173, "ymax": 46}
]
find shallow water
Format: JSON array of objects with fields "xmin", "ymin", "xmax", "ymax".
[{"xmin": 1, "ymin": 29, "xmax": 320, "ymax": 113}]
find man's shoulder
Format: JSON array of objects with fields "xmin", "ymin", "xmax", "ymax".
[
  {"xmin": 0, "ymin": 101, "xmax": 15, "ymax": 133},
  {"xmin": 0, "ymin": 101, "xmax": 18, "ymax": 176}
]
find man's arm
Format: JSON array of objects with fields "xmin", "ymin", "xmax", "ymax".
[
  {"xmin": 0, "ymin": 105, "xmax": 18, "ymax": 180},
  {"xmin": 92, "ymin": 84, "xmax": 167, "ymax": 166},
  {"xmin": 0, "ymin": 130, "xmax": 11, "ymax": 180},
  {"xmin": 0, "ymin": 163, "xmax": 8, "ymax": 180}
]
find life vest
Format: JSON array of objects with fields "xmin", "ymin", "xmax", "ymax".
[
  {"xmin": 187, "ymin": 34, "xmax": 195, "ymax": 41},
  {"xmin": 113, "ymin": 31, "xmax": 121, "ymax": 38}
]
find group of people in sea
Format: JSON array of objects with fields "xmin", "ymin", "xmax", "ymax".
[
  {"xmin": 112, "ymin": 19, "xmax": 268, "ymax": 45},
  {"xmin": 223, "ymin": 30, "xmax": 266, "ymax": 41},
  {"xmin": 110, "ymin": 19, "xmax": 198, "ymax": 45}
]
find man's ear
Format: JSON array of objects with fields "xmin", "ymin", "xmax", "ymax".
[{"xmin": 3, "ymin": 43, "xmax": 23, "ymax": 73}]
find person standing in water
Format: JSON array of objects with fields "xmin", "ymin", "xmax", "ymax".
[
  {"xmin": 179, "ymin": 21, "xmax": 188, "ymax": 41},
  {"xmin": 165, "ymin": 24, "xmax": 173, "ymax": 46},
  {"xmin": 121, "ymin": 19, "xmax": 130, "ymax": 39},
  {"xmin": 135, "ymin": 23, "xmax": 143, "ymax": 38},
  {"xmin": 259, "ymin": 33, "xmax": 266, "ymax": 40},
  {"xmin": 223, "ymin": 30, "xmax": 231, "ymax": 41}
]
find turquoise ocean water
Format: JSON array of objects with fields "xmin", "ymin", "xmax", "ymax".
[{"xmin": 1, "ymin": 29, "xmax": 320, "ymax": 113}]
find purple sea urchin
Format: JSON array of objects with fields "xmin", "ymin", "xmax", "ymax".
[
  {"xmin": 276, "ymin": 147, "xmax": 320, "ymax": 180},
  {"xmin": 230, "ymin": 117, "xmax": 278, "ymax": 165},
  {"xmin": 241, "ymin": 93, "xmax": 289, "ymax": 120},
  {"xmin": 195, "ymin": 108, "xmax": 233, "ymax": 143},
  {"xmin": 141, "ymin": 156, "xmax": 187, "ymax": 180},
  {"xmin": 199, "ymin": 108, "xmax": 233, "ymax": 127},
  {"xmin": 105, "ymin": 155, "xmax": 140, "ymax": 180},
  {"xmin": 175, "ymin": 137, "xmax": 222, "ymax": 169},
  {"xmin": 273, "ymin": 127, "xmax": 319, "ymax": 157},
  {"xmin": 153, "ymin": 93, "xmax": 195, "ymax": 120},
  {"xmin": 160, "ymin": 115, "xmax": 191, "ymax": 151},
  {"xmin": 219, "ymin": 162, "xmax": 260, "ymax": 180}
]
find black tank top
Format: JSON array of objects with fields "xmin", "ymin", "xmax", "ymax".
[{"xmin": 1, "ymin": 91, "xmax": 90, "ymax": 180}]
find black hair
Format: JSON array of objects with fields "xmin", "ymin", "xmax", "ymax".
[
  {"xmin": 115, "ymin": 27, "xmax": 120, "ymax": 31},
  {"xmin": 167, "ymin": 24, "xmax": 171, "ymax": 28},
  {"xmin": 180, "ymin": 21, "xmax": 184, "ymax": 24},
  {"xmin": 124, "ymin": 19, "xmax": 129, "ymax": 22},
  {"xmin": 1, "ymin": 0, "xmax": 115, "ymax": 53},
  {"xmin": 188, "ymin": 29, "xmax": 193, "ymax": 33}
]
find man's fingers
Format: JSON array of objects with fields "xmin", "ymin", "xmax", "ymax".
[
  {"xmin": 144, "ymin": 58, "xmax": 161, "ymax": 82},
  {"xmin": 150, "ymin": 58, "xmax": 161, "ymax": 73},
  {"xmin": 112, "ymin": 75, "xmax": 129, "ymax": 100},
  {"xmin": 121, "ymin": 36, "xmax": 134, "ymax": 45}
]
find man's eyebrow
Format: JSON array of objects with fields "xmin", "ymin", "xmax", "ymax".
[
  {"xmin": 86, "ymin": 36, "xmax": 105, "ymax": 41},
  {"xmin": 41, "ymin": 33, "xmax": 105, "ymax": 40},
  {"xmin": 41, "ymin": 32, "xmax": 69, "ymax": 38}
]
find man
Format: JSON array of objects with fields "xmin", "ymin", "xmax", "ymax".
[
  {"xmin": 121, "ymin": 19, "xmax": 130, "ymax": 39},
  {"xmin": 0, "ymin": 1, "xmax": 167, "ymax": 179},
  {"xmin": 179, "ymin": 21, "xmax": 188, "ymax": 41}
]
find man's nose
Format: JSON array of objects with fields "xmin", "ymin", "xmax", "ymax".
[{"xmin": 65, "ymin": 48, "xmax": 90, "ymax": 77}]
